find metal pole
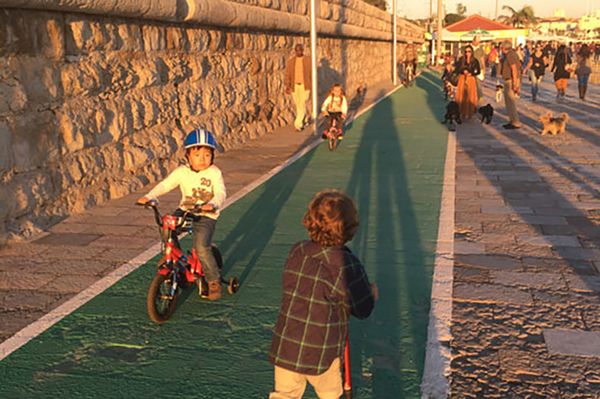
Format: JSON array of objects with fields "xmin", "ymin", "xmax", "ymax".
[
  {"xmin": 436, "ymin": 0, "xmax": 442, "ymax": 66},
  {"xmin": 429, "ymin": 0, "xmax": 434, "ymax": 65},
  {"xmin": 495, "ymin": 0, "xmax": 498, "ymax": 20},
  {"xmin": 393, "ymin": 0, "xmax": 397, "ymax": 85},
  {"xmin": 310, "ymin": 0, "xmax": 318, "ymax": 135}
]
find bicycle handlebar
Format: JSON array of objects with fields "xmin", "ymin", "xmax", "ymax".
[
  {"xmin": 135, "ymin": 200, "xmax": 211, "ymax": 228},
  {"xmin": 136, "ymin": 200, "xmax": 163, "ymax": 226}
]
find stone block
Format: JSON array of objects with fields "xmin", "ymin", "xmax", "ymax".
[
  {"xmin": 0, "ymin": 80, "xmax": 27, "ymax": 115},
  {"xmin": 553, "ymin": 247, "xmax": 600, "ymax": 261},
  {"xmin": 142, "ymin": 24, "xmax": 166, "ymax": 51},
  {"xmin": 454, "ymin": 283, "xmax": 533, "ymax": 305},
  {"xmin": 9, "ymin": 111, "xmax": 60, "ymax": 172},
  {"xmin": 0, "ymin": 10, "xmax": 65, "ymax": 59},
  {"xmin": 515, "ymin": 215, "xmax": 568, "ymax": 225},
  {"xmin": 544, "ymin": 329, "xmax": 600, "ymax": 357},
  {"xmin": 8, "ymin": 56, "xmax": 62, "ymax": 105},
  {"xmin": 517, "ymin": 235, "xmax": 581, "ymax": 248},
  {"xmin": 565, "ymin": 274, "xmax": 600, "ymax": 293},
  {"xmin": 491, "ymin": 271, "xmax": 566, "ymax": 290},
  {"xmin": 0, "ymin": 121, "xmax": 13, "ymax": 172},
  {"xmin": 454, "ymin": 254, "xmax": 521, "ymax": 270}
]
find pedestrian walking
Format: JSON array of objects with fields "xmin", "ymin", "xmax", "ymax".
[
  {"xmin": 575, "ymin": 44, "xmax": 592, "ymax": 101},
  {"xmin": 499, "ymin": 41, "xmax": 522, "ymax": 129},
  {"xmin": 472, "ymin": 36, "xmax": 486, "ymax": 105},
  {"xmin": 523, "ymin": 43, "xmax": 548, "ymax": 102},
  {"xmin": 284, "ymin": 43, "xmax": 312, "ymax": 132},
  {"xmin": 551, "ymin": 44, "xmax": 572, "ymax": 102},
  {"xmin": 488, "ymin": 44, "xmax": 499, "ymax": 78}
]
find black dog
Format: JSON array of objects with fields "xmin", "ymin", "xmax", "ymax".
[
  {"xmin": 442, "ymin": 101, "xmax": 461, "ymax": 131},
  {"xmin": 478, "ymin": 104, "xmax": 494, "ymax": 124}
]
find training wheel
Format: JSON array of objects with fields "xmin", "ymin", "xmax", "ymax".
[{"xmin": 228, "ymin": 277, "xmax": 239, "ymax": 295}]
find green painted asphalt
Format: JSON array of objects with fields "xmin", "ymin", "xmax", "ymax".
[{"xmin": 0, "ymin": 71, "xmax": 448, "ymax": 398}]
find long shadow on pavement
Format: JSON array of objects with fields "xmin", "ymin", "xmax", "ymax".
[{"xmin": 346, "ymin": 79, "xmax": 447, "ymax": 397}]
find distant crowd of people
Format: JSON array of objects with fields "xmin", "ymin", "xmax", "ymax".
[{"xmin": 442, "ymin": 37, "xmax": 597, "ymax": 129}]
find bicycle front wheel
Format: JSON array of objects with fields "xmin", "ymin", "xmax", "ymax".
[{"xmin": 147, "ymin": 272, "xmax": 179, "ymax": 323}]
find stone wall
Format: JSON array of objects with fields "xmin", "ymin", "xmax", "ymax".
[{"xmin": 0, "ymin": 0, "xmax": 424, "ymax": 244}]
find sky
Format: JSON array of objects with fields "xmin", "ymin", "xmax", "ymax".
[{"xmin": 395, "ymin": 0, "xmax": 598, "ymax": 20}]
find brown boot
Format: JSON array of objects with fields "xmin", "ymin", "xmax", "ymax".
[{"xmin": 207, "ymin": 280, "xmax": 222, "ymax": 301}]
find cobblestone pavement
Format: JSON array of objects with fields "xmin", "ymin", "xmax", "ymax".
[
  {"xmin": 0, "ymin": 80, "xmax": 396, "ymax": 344},
  {"xmin": 450, "ymin": 77, "xmax": 600, "ymax": 397}
]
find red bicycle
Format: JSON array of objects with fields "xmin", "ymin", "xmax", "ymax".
[
  {"xmin": 322, "ymin": 113, "xmax": 344, "ymax": 151},
  {"xmin": 137, "ymin": 200, "xmax": 239, "ymax": 323}
]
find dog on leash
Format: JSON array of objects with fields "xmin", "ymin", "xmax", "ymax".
[
  {"xmin": 495, "ymin": 83, "xmax": 504, "ymax": 103},
  {"xmin": 478, "ymin": 104, "xmax": 494, "ymax": 124},
  {"xmin": 539, "ymin": 112, "xmax": 569, "ymax": 136},
  {"xmin": 442, "ymin": 101, "xmax": 461, "ymax": 131}
]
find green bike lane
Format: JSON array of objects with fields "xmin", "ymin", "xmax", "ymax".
[{"xmin": 0, "ymin": 71, "xmax": 447, "ymax": 398}]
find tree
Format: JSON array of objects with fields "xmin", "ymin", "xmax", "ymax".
[
  {"xmin": 499, "ymin": 5, "xmax": 537, "ymax": 28},
  {"xmin": 362, "ymin": 0, "xmax": 387, "ymax": 11},
  {"xmin": 445, "ymin": 13, "xmax": 466, "ymax": 26},
  {"xmin": 456, "ymin": 3, "xmax": 467, "ymax": 16}
]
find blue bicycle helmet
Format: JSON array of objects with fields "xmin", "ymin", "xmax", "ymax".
[{"xmin": 183, "ymin": 129, "xmax": 217, "ymax": 150}]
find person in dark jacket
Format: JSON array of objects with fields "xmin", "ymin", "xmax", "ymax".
[
  {"xmin": 523, "ymin": 43, "xmax": 548, "ymax": 101},
  {"xmin": 552, "ymin": 44, "xmax": 572, "ymax": 101},
  {"xmin": 269, "ymin": 189, "xmax": 377, "ymax": 399},
  {"xmin": 455, "ymin": 45, "xmax": 481, "ymax": 121}
]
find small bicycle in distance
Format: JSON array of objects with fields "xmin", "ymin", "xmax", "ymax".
[
  {"xmin": 322, "ymin": 113, "xmax": 345, "ymax": 151},
  {"xmin": 137, "ymin": 199, "xmax": 239, "ymax": 324}
]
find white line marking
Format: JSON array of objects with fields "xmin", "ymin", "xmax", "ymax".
[
  {"xmin": 421, "ymin": 130, "xmax": 456, "ymax": 398},
  {"xmin": 0, "ymin": 83, "xmax": 403, "ymax": 362}
]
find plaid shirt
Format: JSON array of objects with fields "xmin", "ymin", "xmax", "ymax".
[{"xmin": 269, "ymin": 240, "xmax": 374, "ymax": 375}]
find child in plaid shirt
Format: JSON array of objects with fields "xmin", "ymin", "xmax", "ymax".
[{"xmin": 269, "ymin": 189, "xmax": 377, "ymax": 399}]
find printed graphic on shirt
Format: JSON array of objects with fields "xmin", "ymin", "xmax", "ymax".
[{"xmin": 181, "ymin": 179, "xmax": 214, "ymax": 209}]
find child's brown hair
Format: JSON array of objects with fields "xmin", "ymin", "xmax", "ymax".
[
  {"xmin": 327, "ymin": 83, "xmax": 345, "ymax": 97},
  {"xmin": 302, "ymin": 189, "xmax": 359, "ymax": 247}
]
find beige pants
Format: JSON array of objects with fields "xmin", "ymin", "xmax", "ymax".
[
  {"xmin": 292, "ymin": 83, "xmax": 310, "ymax": 130},
  {"xmin": 503, "ymin": 79, "xmax": 521, "ymax": 125},
  {"xmin": 269, "ymin": 358, "xmax": 343, "ymax": 399}
]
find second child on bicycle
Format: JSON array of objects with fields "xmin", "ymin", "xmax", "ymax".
[
  {"xmin": 321, "ymin": 83, "xmax": 348, "ymax": 139},
  {"xmin": 137, "ymin": 129, "xmax": 226, "ymax": 300}
]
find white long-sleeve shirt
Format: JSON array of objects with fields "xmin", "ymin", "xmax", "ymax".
[
  {"xmin": 321, "ymin": 94, "xmax": 348, "ymax": 114},
  {"xmin": 145, "ymin": 164, "xmax": 226, "ymax": 220}
]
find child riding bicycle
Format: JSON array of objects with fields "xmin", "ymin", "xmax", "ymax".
[
  {"xmin": 321, "ymin": 83, "xmax": 348, "ymax": 140},
  {"xmin": 137, "ymin": 128, "xmax": 226, "ymax": 301}
]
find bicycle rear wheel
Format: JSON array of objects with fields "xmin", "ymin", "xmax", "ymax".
[{"xmin": 147, "ymin": 272, "xmax": 179, "ymax": 323}]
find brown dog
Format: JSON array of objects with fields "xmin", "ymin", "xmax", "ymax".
[{"xmin": 539, "ymin": 112, "xmax": 569, "ymax": 136}]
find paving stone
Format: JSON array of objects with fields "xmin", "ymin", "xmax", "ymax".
[
  {"xmin": 454, "ymin": 267, "xmax": 491, "ymax": 284},
  {"xmin": 476, "ymin": 233, "xmax": 516, "ymax": 245},
  {"xmin": 544, "ymin": 329, "xmax": 600, "ymax": 357},
  {"xmin": 522, "ymin": 256, "xmax": 597, "ymax": 275},
  {"xmin": 32, "ymin": 233, "xmax": 102, "ymax": 246},
  {"xmin": 455, "ymin": 254, "xmax": 521, "ymax": 270},
  {"xmin": 454, "ymin": 241, "xmax": 486, "ymax": 255},
  {"xmin": 514, "ymin": 215, "xmax": 568, "ymax": 225},
  {"xmin": 540, "ymin": 224, "xmax": 578, "ymax": 236},
  {"xmin": 552, "ymin": 247, "xmax": 600, "ymax": 261},
  {"xmin": 0, "ymin": 272, "xmax": 56, "ymax": 290},
  {"xmin": 490, "ymin": 271, "xmax": 566, "ymax": 290},
  {"xmin": 454, "ymin": 283, "xmax": 533, "ymax": 305},
  {"xmin": 533, "ymin": 207, "xmax": 585, "ymax": 217},
  {"xmin": 39, "ymin": 275, "xmax": 101, "ymax": 294},
  {"xmin": 564, "ymin": 274, "xmax": 600, "ymax": 293},
  {"xmin": 0, "ymin": 290, "xmax": 66, "ymax": 311},
  {"xmin": 516, "ymin": 235, "xmax": 581, "ymax": 248}
]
